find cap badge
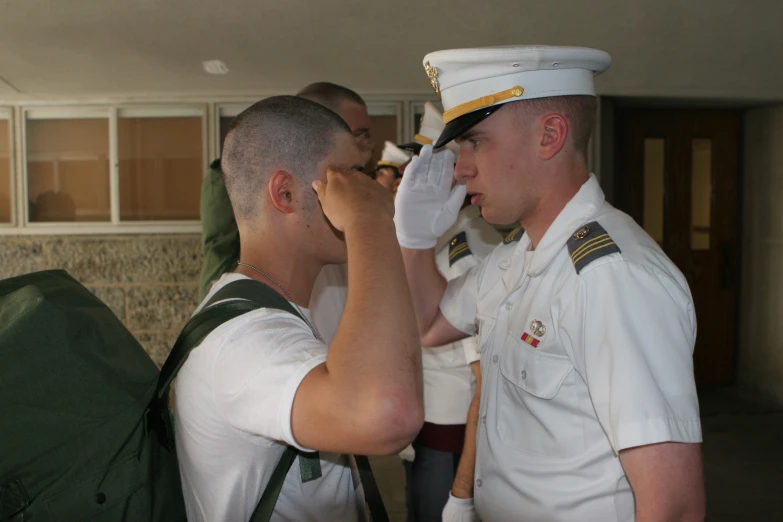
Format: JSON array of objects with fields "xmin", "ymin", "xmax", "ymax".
[{"xmin": 424, "ymin": 61, "xmax": 441, "ymax": 97}]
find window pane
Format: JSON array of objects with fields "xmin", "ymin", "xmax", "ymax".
[
  {"xmin": 119, "ymin": 117, "xmax": 202, "ymax": 221},
  {"xmin": 366, "ymin": 115, "xmax": 398, "ymax": 173},
  {"xmin": 691, "ymin": 139, "xmax": 712, "ymax": 250},
  {"xmin": 0, "ymin": 119, "xmax": 10, "ymax": 223},
  {"xmin": 26, "ymin": 118, "xmax": 110, "ymax": 222},
  {"xmin": 643, "ymin": 138, "xmax": 665, "ymax": 244}
]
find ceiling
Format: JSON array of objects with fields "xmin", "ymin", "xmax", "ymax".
[{"xmin": 0, "ymin": 0, "xmax": 781, "ymax": 104}]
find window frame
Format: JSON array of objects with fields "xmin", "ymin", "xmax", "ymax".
[
  {"xmin": 2, "ymin": 104, "xmax": 207, "ymax": 235},
  {"xmin": 0, "ymin": 107, "xmax": 14, "ymax": 227},
  {"xmin": 0, "ymin": 94, "xmax": 599, "ymax": 235}
]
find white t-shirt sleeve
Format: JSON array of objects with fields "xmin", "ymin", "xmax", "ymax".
[
  {"xmin": 440, "ymin": 259, "xmax": 485, "ymax": 336},
  {"xmin": 578, "ymin": 261, "xmax": 702, "ymax": 453},
  {"xmin": 211, "ymin": 309, "xmax": 327, "ymax": 452}
]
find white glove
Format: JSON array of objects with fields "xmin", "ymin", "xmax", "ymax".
[
  {"xmin": 398, "ymin": 444, "xmax": 415, "ymax": 462},
  {"xmin": 442, "ymin": 493, "xmax": 479, "ymax": 522},
  {"xmin": 394, "ymin": 145, "xmax": 467, "ymax": 249}
]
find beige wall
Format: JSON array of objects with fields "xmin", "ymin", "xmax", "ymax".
[
  {"xmin": 0, "ymin": 234, "xmax": 202, "ymax": 367},
  {"xmin": 740, "ymin": 106, "xmax": 783, "ymax": 405}
]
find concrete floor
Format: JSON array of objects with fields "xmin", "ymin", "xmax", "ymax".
[{"xmin": 370, "ymin": 386, "xmax": 783, "ymax": 522}]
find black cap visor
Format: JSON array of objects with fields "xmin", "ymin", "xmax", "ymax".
[
  {"xmin": 434, "ymin": 105, "xmax": 504, "ymax": 149},
  {"xmin": 397, "ymin": 142, "xmax": 424, "ymax": 154}
]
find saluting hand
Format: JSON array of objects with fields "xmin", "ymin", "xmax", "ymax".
[
  {"xmin": 312, "ymin": 167, "xmax": 394, "ymax": 232},
  {"xmin": 394, "ymin": 145, "xmax": 466, "ymax": 249}
]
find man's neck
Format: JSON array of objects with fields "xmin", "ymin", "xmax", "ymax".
[
  {"xmin": 522, "ymin": 165, "xmax": 589, "ymax": 250},
  {"xmin": 235, "ymin": 236, "xmax": 323, "ymax": 307}
]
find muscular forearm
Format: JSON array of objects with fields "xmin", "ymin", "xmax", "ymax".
[
  {"xmin": 401, "ymin": 247, "xmax": 448, "ymax": 338},
  {"xmin": 452, "ymin": 362, "xmax": 482, "ymax": 498},
  {"xmin": 327, "ymin": 218, "xmax": 424, "ymax": 450},
  {"xmin": 452, "ymin": 391, "xmax": 480, "ymax": 498}
]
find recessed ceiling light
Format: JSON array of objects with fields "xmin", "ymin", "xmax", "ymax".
[{"xmin": 203, "ymin": 60, "xmax": 229, "ymax": 75}]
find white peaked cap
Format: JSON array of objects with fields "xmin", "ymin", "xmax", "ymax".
[{"xmin": 421, "ymin": 45, "xmax": 611, "ymax": 147}]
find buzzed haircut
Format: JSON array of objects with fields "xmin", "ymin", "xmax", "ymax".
[
  {"xmin": 296, "ymin": 82, "xmax": 366, "ymax": 114},
  {"xmin": 222, "ymin": 95, "xmax": 352, "ymax": 223},
  {"xmin": 514, "ymin": 96, "xmax": 598, "ymax": 158}
]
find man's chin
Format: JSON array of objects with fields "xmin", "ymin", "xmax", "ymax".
[{"xmin": 480, "ymin": 206, "xmax": 517, "ymax": 227}]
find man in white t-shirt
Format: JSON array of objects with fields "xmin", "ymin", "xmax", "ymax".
[
  {"xmin": 174, "ymin": 95, "xmax": 424, "ymax": 522},
  {"xmin": 198, "ymin": 82, "xmax": 374, "ymax": 345}
]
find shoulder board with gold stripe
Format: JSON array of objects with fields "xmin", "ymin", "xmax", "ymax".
[
  {"xmin": 503, "ymin": 225, "xmax": 525, "ymax": 244},
  {"xmin": 448, "ymin": 231, "xmax": 471, "ymax": 266},
  {"xmin": 566, "ymin": 221, "xmax": 621, "ymax": 274}
]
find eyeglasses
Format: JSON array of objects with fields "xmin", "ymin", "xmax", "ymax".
[{"xmin": 352, "ymin": 129, "xmax": 373, "ymax": 146}]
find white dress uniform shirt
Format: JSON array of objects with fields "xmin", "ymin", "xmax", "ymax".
[
  {"xmin": 424, "ymin": 205, "xmax": 502, "ymax": 425},
  {"xmin": 440, "ymin": 174, "xmax": 702, "ymax": 522}
]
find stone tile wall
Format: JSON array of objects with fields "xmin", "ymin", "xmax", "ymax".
[{"xmin": 0, "ymin": 234, "xmax": 202, "ymax": 366}]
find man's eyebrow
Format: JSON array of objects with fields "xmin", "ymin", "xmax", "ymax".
[
  {"xmin": 352, "ymin": 128, "xmax": 371, "ymax": 135},
  {"xmin": 351, "ymin": 164, "xmax": 365, "ymax": 172},
  {"xmin": 455, "ymin": 129, "xmax": 479, "ymax": 143}
]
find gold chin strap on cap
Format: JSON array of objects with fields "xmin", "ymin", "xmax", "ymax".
[
  {"xmin": 443, "ymin": 86, "xmax": 525, "ymax": 124},
  {"xmin": 414, "ymin": 134, "xmax": 433, "ymax": 145},
  {"xmin": 376, "ymin": 161, "xmax": 401, "ymax": 169}
]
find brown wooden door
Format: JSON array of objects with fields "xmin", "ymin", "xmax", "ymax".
[{"xmin": 615, "ymin": 109, "xmax": 741, "ymax": 387}]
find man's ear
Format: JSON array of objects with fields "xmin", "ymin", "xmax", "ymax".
[
  {"xmin": 538, "ymin": 113, "xmax": 568, "ymax": 160},
  {"xmin": 268, "ymin": 170, "xmax": 295, "ymax": 214}
]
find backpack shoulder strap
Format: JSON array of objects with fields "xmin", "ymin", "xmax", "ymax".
[
  {"xmin": 152, "ymin": 278, "xmax": 325, "ymax": 522},
  {"xmin": 356, "ymin": 455, "xmax": 389, "ymax": 522},
  {"xmin": 206, "ymin": 279, "xmax": 304, "ymax": 322},
  {"xmin": 154, "ymin": 279, "xmax": 306, "ymax": 405}
]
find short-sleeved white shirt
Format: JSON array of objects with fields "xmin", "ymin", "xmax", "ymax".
[
  {"xmin": 174, "ymin": 273, "xmax": 365, "ymax": 522},
  {"xmin": 440, "ymin": 175, "xmax": 702, "ymax": 521},
  {"xmin": 424, "ymin": 205, "xmax": 502, "ymax": 425}
]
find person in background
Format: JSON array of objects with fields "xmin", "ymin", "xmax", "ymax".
[{"xmin": 374, "ymin": 141, "xmax": 412, "ymax": 196}]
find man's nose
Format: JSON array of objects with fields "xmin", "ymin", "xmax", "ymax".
[{"xmin": 454, "ymin": 150, "xmax": 475, "ymax": 181}]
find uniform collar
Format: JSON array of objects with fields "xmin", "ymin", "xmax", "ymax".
[{"xmin": 523, "ymin": 174, "xmax": 605, "ymax": 277}]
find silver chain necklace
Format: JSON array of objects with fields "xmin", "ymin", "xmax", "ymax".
[{"xmin": 236, "ymin": 261, "xmax": 323, "ymax": 342}]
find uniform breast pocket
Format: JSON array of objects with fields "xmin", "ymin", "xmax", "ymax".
[{"xmin": 497, "ymin": 334, "xmax": 585, "ymax": 459}]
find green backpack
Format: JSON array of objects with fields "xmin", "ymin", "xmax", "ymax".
[
  {"xmin": 198, "ymin": 158, "xmax": 239, "ymax": 301},
  {"xmin": 0, "ymin": 269, "xmax": 184, "ymax": 521},
  {"xmin": 0, "ymin": 270, "xmax": 387, "ymax": 522}
]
